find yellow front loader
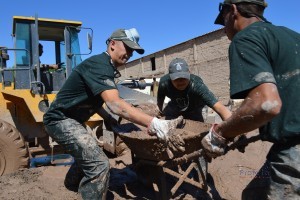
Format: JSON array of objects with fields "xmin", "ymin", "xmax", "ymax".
[{"xmin": 0, "ymin": 16, "xmax": 102, "ymax": 175}]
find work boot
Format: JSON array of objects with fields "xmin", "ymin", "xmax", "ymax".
[{"xmin": 64, "ymin": 162, "xmax": 85, "ymax": 192}]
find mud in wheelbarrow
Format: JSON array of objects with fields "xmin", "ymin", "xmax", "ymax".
[{"xmin": 115, "ymin": 119, "xmax": 210, "ymax": 161}]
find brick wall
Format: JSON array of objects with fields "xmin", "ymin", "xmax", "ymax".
[{"xmin": 119, "ymin": 28, "xmax": 231, "ymax": 104}]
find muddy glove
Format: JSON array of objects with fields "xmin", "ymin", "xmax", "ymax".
[
  {"xmin": 167, "ymin": 133, "xmax": 185, "ymax": 152},
  {"xmin": 148, "ymin": 116, "xmax": 185, "ymax": 158},
  {"xmin": 148, "ymin": 116, "xmax": 183, "ymax": 141},
  {"xmin": 201, "ymin": 124, "xmax": 228, "ymax": 159}
]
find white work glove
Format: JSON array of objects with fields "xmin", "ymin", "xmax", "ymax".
[
  {"xmin": 201, "ymin": 124, "xmax": 228, "ymax": 159},
  {"xmin": 148, "ymin": 116, "xmax": 183, "ymax": 141},
  {"xmin": 148, "ymin": 116, "xmax": 185, "ymax": 158}
]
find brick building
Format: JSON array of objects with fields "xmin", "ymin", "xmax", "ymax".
[{"xmin": 118, "ymin": 28, "xmax": 231, "ymax": 104}]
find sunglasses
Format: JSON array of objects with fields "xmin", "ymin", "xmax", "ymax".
[{"xmin": 219, "ymin": 2, "xmax": 231, "ymax": 12}]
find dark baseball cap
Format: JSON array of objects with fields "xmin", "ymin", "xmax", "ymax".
[
  {"xmin": 215, "ymin": 0, "xmax": 268, "ymax": 25},
  {"xmin": 169, "ymin": 58, "xmax": 190, "ymax": 80},
  {"xmin": 108, "ymin": 28, "xmax": 144, "ymax": 54}
]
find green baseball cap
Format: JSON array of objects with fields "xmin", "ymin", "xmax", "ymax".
[
  {"xmin": 215, "ymin": 0, "xmax": 268, "ymax": 25},
  {"xmin": 108, "ymin": 28, "xmax": 145, "ymax": 54}
]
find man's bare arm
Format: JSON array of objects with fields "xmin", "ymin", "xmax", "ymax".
[
  {"xmin": 212, "ymin": 101, "xmax": 232, "ymax": 121},
  {"xmin": 216, "ymin": 83, "xmax": 282, "ymax": 139},
  {"xmin": 100, "ymin": 89, "xmax": 153, "ymax": 127}
]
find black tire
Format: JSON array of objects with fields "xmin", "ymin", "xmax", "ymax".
[{"xmin": 0, "ymin": 119, "xmax": 29, "ymax": 175}]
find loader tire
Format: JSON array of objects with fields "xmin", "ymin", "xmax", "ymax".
[{"xmin": 0, "ymin": 120, "xmax": 29, "ymax": 175}]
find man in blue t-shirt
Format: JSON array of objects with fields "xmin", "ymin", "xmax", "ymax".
[
  {"xmin": 43, "ymin": 28, "xmax": 183, "ymax": 200},
  {"xmin": 201, "ymin": 0, "xmax": 300, "ymax": 199}
]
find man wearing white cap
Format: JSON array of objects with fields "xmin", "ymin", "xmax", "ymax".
[{"xmin": 43, "ymin": 28, "xmax": 183, "ymax": 200}]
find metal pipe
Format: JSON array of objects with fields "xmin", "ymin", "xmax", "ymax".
[{"xmin": 30, "ymin": 154, "xmax": 74, "ymax": 168}]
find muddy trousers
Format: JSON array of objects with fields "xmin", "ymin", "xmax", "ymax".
[
  {"xmin": 44, "ymin": 118, "xmax": 110, "ymax": 200},
  {"xmin": 242, "ymin": 143, "xmax": 300, "ymax": 200}
]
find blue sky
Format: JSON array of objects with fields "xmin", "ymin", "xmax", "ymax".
[{"xmin": 1, "ymin": 0, "xmax": 300, "ymax": 64}]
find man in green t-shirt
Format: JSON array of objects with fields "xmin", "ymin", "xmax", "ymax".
[
  {"xmin": 43, "ymin": 28, "xmax": 183, "ymax": 200},
  {"xmin": 157, "ymin": 57, "xmax": 232, "ymax": 184},
  {"xmin": 201, "ymin": 0, "xmax": 300, "ymax": 199},
  {"xmin": 157, "ymin": 58, "xmax": 231, "ymax": 122}
]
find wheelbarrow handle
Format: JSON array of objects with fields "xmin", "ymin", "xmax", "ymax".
[{"xmin": 225, "ymin": 134, "xmax": 261, "ymax": 153}]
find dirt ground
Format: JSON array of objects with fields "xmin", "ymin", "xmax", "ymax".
[{"xmin": 0, "ymin": 120, "xmax": 272, "ymax": 200}]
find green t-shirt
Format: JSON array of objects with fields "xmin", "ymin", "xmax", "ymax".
[
  {"xmin": 229, "ymin": 21, "xmax": 300, "ymax": 143},
  {"xmin": 43, "ymin": 53, "xmax": 117, "ymax": 124},
  {"xmin": 157, "ymin": 74, "xmax": 218, "ymax": 112}
]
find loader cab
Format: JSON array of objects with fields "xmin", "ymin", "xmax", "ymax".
[
  {"xmin": 11, "ymin": 16, "xmax": 92, "ymax": 93},
  {"xmin": 0, "ymin": 16, "xmax": 95, "ymax": 176}
]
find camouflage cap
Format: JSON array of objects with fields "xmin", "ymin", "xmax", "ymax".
[
  {"xmin": 222, "ymin": 0, "xmax": 267, "ymax": 6},
  {"xmin": 215, "ymin": 0, "xmax": 268, "ymax": 25},
  {"xmin": 108, "ymin": 28, "xmax": 144, "ymax": 54}
]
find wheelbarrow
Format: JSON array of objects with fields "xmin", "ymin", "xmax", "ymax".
[
  {"xmin": 114, "ymin": 119, "xmax": 211, "ymax": 199},
  {"xmin": 113, "ymin": 117, "xmax": 261, "ymax": 199}
]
